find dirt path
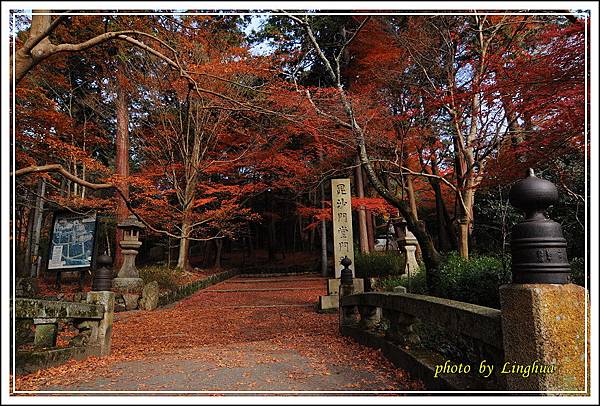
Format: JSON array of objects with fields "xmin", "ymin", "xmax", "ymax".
[{"xmin": 14, "ymin": 274, "xmax": 422, "ymax": 394}]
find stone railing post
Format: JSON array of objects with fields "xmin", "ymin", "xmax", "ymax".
[
  {"xmin": 33, "ymin": 318, "xmax": 58, "ymax": 348},
  {"xmin": 87, "ymin": 255, "xmax": 115, "ymax": 356},
  {"xmin": 383, "ymin": 309, "xmax": 421, "ymax": 347},
  {"xmin": 358, "ymin": 305, "xmax": 381, "ymax": 331},
  {"xmin": 499, "ymin": 169, "xmax": 587, "ymax": 392}
]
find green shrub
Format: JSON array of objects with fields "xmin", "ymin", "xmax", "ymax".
[
  {"xmin": 381, "ymin": 253, "xmax": 585, "ymax": 308},
  {"xmin": 569, "ymin": 257, "xmax": 586, "ymax": 287},
  {"xmin": 354, "ymin": 251, "xmax": 406, "ymax": 279},
  {"xmin": 380, "ymin": 253, "xmax": 510, "ymax": 309},
  {"xmin": 438, "ymin": 252, "xmax": 511, "ymax": 309},
  {"xmin": 138, "ymin": 266, "xmax": 179, "ymax": 291},
  {"xmin": 379, "ymin": 267, "xmax": 428, "ymax": 294}
]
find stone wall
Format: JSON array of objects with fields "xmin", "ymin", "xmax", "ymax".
[
  {"xmin": 340, "ymin": 291, "xmax": 505, "ymax": 390},
  {"xmin": 14, "ymin": 294, "xmax": 115, "ymax": 374},
  {"xmin": 340, "ymin": 285, "xmax": 588, "ymax": 393}
]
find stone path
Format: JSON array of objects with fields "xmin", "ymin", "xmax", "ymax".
[{"xmin": 19, "ymin": 274, "xmax": 422, "ymax": 394}]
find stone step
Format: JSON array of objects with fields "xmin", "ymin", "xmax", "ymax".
[
  {"xmin": 237, "ymin": 271, "xmax": 319, "ymax": 278},
  {"xmin": 209, "ymin": 304, "xmax": 316, "ymax": 309},
  {"xmin": 225, "ymin": 277, "xmax": 326, "ymax": 284},
  {"xmin": 207, "ymin": 287, "xmax": 326, "ymax": 293}
]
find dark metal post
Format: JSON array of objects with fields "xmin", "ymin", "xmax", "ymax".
[
  {"xmin": 340, "ymin": 256, "xmax": 353, "ymax": 286},
  {"xmin": 509, "ymin": 168, "xmax": 570, "ymax": 284},
  {"xmin": 339, "ymin": 256, "xmax": 357, "ymax": 329},
  {"xmin": 92, "ymin": 254, "xmax": 113, "ymax": 291}
]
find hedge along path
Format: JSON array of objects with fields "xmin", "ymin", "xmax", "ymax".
[{"xmin": 14, "ymin": 273, "xmax": 423, "ymax": 393}]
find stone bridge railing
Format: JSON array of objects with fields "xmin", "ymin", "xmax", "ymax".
[
  {"xmin": 340, "ymin": 291, "xmax": 505, "ymax": 390},
  {"xmin": 339, "ymin": 172, "xmax": 588, "ymax": 393},
  {"xmin": 14, "ymin": 291, "xmax": 114, "ymax": 374}
]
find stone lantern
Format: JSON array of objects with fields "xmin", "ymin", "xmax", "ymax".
[
  {"xmin": 112, "ymin": 215, "xmax": 146, "ymax": 310},
  {"xmin": 395, "ymin": 219, "xmax": 420, "ymax": 277}
]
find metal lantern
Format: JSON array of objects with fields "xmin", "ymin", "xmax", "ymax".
[
  {"xmin": 340, "ymin": 256, "xmax": 353, "ymax": 286},
  {"xmin": 92, "ymin": 254, "xmax": 113, "ymax": 291},
  {"xmin": 509, "ymin": 169, "xmax": 570, "ymax": 284}
]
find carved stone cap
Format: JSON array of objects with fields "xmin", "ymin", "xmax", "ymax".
[{"xmin": 117, "ymin": 215, "xmax": 146, "ymax": 230}]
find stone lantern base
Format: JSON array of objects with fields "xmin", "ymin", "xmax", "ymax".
[{"xmin": 112, "ymin": 277, "xmax": 144, "ymax": 311}]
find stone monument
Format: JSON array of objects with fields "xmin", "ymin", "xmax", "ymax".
[
  {"xmin": 332, "ymin": 179, "xmax": 354, "ymax": 278},
  {"xmin": 112, "ymin": 215, "xmax": 145, "ymax": 311},
  {"xmin": 318, "ymin": 179, "xmax": 364, "ymax": 311}
]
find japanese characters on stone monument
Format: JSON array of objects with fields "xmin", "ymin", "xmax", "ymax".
[{"xmin": 331, "ymin": 179, "xmax": 354, "ymax": 278}]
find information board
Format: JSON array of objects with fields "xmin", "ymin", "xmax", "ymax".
[{"xmin": 47, "ymin": 212, "xmax": 97, "ymax": 270}]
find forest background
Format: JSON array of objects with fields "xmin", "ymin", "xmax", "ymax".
[{"xmin": 6, "ymin": 8, "xmax": 590, "ymax": 306}]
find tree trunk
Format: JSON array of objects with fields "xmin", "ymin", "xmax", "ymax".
[
  {"xmin": 113, "ymin": 70, "xmax": 130, "ymax": 269},
  {"xmin": 214, "ymin": 239, "xmax": 223, "ymax": 268},
  {"xmin": 14, "ymin": 12, "xmax": 53, "ymax": 84},
  {"xmin": 405, "ymin": 174, "xmax": 418, "ymax": 221},
  {"xmin": 268, "ymin": 213, "xmax": 277, "ymax": 261},
  {"xmin": 355, "ymin": 157, "xmax": 370, "ymax": 253},
  {"xmin": 457, "ymin": 186, "xmax": 475, "ymax": 259},
  {"xmin": 30, "ymin": 179, "xmax": 46, "ymax": 277},
  {"xmin": 427, "ymin": 157, "xmax": 458, "ymax": 252},
  {"xmin": 452, "ymin": 50, "xmax": 482, "ymax": 259},
  {"xmin": 22, "ymin": 206, "xmax": 35, "ymax": 277},
  {"xmin": 320, "ymin": 180, "xmax": 328, "ymax": 276},
  {"xmin": 167, "ymin": 236, "xmax": 171, "ymax": 268},
  {"xmin": 177, "ymin": 219, "xmax": 191, "ymax": 270},
  {"xmin": 366, "ymin": 210, "xmax": 375, "ymax": 252},
  {"xmin": 433, "ymin": 181, "xmax": 452, "ymax": 252},
  {"xmin": 457, "ymin": 218, "xmax": 469, "ymax": 258}
]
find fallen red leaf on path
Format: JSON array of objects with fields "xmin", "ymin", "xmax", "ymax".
[{"xmin": 14, "ymin": 274, "xmax": 424, "ymax": 392}]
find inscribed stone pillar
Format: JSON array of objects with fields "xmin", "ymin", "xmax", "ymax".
[{"xmin": 331, "ymin": 179, "xmax": 354, "ymax": 278}]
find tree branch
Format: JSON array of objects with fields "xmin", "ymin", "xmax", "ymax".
[
  {"xmin": 335, "ymin": 16, "xmax": 371, "ymax": 64},
  {"xmin": 13, "ymin": 164, "xmax": 222, "ymax": 242},
  {"xmin": 305, "ymin": 89, "xmax": 352, "ymax": 129},
  {"xmin": 22, "ymin": 14, "xmax": 69, "ymax": 54}
]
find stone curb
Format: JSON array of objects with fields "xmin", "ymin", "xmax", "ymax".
[
  {"xmin": 238, "ymin": 271, "xmax": 321, "ymax": 278},
  {"xmin": 157, "ymin": 269, "xmax": 239, "ymax": 307},
  {"xmin": 208, "ymin": 287, "xmax": 323, "ymax": 293}
]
